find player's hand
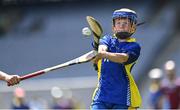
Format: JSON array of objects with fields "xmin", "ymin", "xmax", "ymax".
[
  {"xmin": 92, "ymin": 51, "xmax": 106, "ymax": 71},
  {"xmin": 92, "ymin": 51, "xmax": 107, "ymax": 71},
  {"xmin": 91, "ymin": 55, "xmax": 101, "ymax": 71},
  {"xmin": 93, "ymin": 51, "xmax": 107, "ymax": 63},
  {"xmin": 92, "ymin": 57, "xmax": 99, "ymax": 71},
  {"xmin": 6, "ymin": 75, "xmax": 20, "ymax": 86}
]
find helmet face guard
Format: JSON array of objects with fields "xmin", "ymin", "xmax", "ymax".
[{"xmin": 112, "ymin": 9, "xmax": 137, "ymax": 39}]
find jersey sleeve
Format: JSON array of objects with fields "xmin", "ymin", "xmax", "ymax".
[
  {"xmin": 122, "ymin": 43, "xmax": 141, "ymax": 65},
  {"xmin": 99, "ymin": 35, "xmax": 111, "ymax": 47}
]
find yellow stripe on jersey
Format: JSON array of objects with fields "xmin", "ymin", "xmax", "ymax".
[
  {"xmin": 125, "ymin": 63, "xmax": 142, "ymax": 107},
  {"xmin": 97, "ymin": 59, "xmax": 102, "ymax": 80},
  {"xmin": 92, "ymin": 59, "xmax": 102, "ymax": 100}
]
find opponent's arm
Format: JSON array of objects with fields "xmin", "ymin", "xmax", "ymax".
[
  {"xmin": 0, "ymin": 71, "xmax": 10, "ymax": 81},
  {"xmin": 94, "ymin": 45, "xmax": 129, "ymax": 63}
]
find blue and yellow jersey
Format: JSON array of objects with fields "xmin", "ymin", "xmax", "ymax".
[{"xmin": 92, "ymin": 35, "xmax": 142, "ymax": 107}]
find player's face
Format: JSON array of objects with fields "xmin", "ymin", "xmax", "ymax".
[{"xmin": 113, "ymin": 18, "xmax": 131, "ymax": 33}]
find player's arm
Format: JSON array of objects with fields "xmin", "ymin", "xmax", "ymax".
[
  {"xmin": 93, "ymin": 45, "xmax": 129, "ymax": 64},
  {"xmin": 0, "ymin": 71, "xmax": 20, "ymax": 86},
  {"xmin": 93, "ymin": 45, "xmax": 107, "ymax": 63},
  {"xmin": 100, "ymin": 51, "xmax": 129, "ymax": 63}
]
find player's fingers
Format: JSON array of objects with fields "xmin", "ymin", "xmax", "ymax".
[
  {"xmin": 91, "ymin": 58, "xmax": 96, "ymax": 63},
  {"xmin": 94, "ymin": 58, "xmax": 100, "ymax": 64},
  {"xmin": 92, "ymin": 58, "xmax": 98, "ymax": 64}
]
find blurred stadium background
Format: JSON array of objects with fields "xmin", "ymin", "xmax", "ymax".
[{"xmin": 0, "ymin": 0, "xmax": 179, "ymax": 109}]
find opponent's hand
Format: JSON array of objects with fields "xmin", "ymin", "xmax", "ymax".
[{"xmin": 6, "ymin": 75, "xmax": 20, "ymax": 86}]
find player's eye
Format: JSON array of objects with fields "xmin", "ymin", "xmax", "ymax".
[{"xmin": 116, "ymin": 22, "xmax": 128, "ymax": 26}]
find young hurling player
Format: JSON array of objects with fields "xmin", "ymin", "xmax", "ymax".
[{"xmin": 91, "ymin": 8, "xmax": 142, "ymax": 109}]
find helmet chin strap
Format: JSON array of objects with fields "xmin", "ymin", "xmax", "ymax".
[{"xmin": 115, "ymin": 32, "xmax": 132, "ymax": 39}]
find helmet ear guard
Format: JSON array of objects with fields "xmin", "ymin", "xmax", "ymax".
[{"xmin": 130, "ymin": 22, "xmax": 136, "ymax": 34}]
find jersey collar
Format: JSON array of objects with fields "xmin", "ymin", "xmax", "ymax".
[
  {"xmin": 113, "ymin": 34, "xmax": 136, "ymax": 42},
  {"xmin": 119, "ymin": 38, "xmax": 136, "ymax": 42}
]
